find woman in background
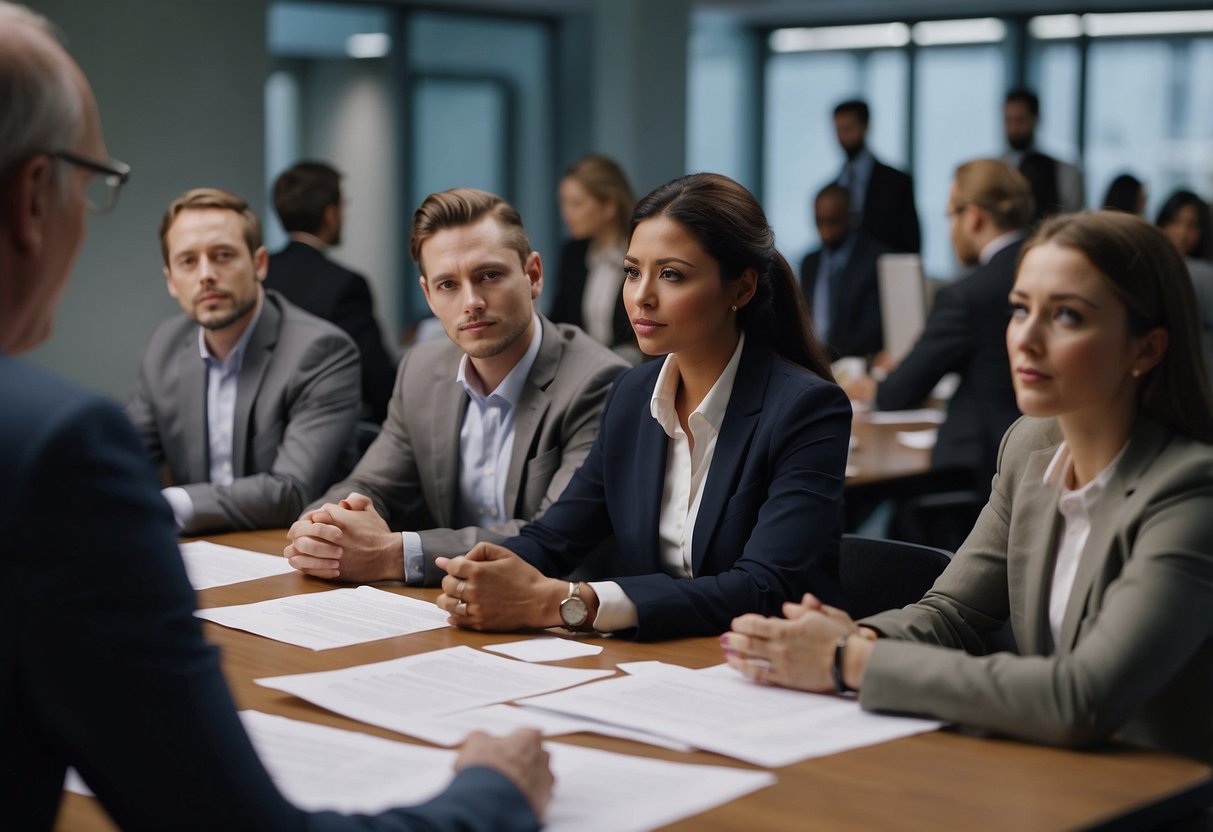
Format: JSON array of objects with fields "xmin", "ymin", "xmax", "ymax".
[
  {"xmin": 1156, "ymin": 189, "xmax": 1213, "ymax": 387},
  {"xmin": 1155, "ymin": 189, "xmax": 1212, "ymax": 262},
  {"xmin": 435, "ymin": 173, "xmax": 851, "ymax": 641},
  {"xmin": 549, "ymin": 154, "xmax": 638, "ymax": 358},
  {"xmin": 1100, "ymin": 173, "xmax": 1145, "ymax": 216},
  {"xmin": 723, "ymin": 211, "xmax": 1213, "ymax": 762}
]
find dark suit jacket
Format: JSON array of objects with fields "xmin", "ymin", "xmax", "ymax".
[
  {"xmin": 548, "ymin": 238, "xmax": 633, "ymax": 350},
  {"xmin": 862, "ymin": 416, "xmax": 1213, "ymax": 762},
  {"xmin": 862, "ymin": 161, "xmax": 921, "ymax": 254},
  {"xmin": 265, "ymin": 240, "xmax": 397, "ymax": 422},
  {"xmin": 127, "ymin": 290, "xmax": 360, "ymax": 534},
  {"xmin": 800, "ymin": 231, "xmax": 891, "ymax": 359},
  {"xmin": 0, "ymin": 355, "xmax": 537, "ymax": 831},
  {"xmin": 876, "ymin": 238, "xmax": 1024, "ymax": 490},
  {"xmin": 312, "ymin": 316, "xmax": 629, "ymax": 584},
  {"xmin": 506, "ymin": 338, "xmax": 852, "ymax": 641}
]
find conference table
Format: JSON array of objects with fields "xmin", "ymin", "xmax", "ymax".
[
  {"xmin": 57, "ymin": 529, "xmax": 1211, "ymax": 831},
  {"xmin": 845, "ymin": 408, "xmax": 937, "ymax": 487}
]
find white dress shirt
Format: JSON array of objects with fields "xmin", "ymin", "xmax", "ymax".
[
  {"xmin": 590, "ymin": 333, "xmax": 746, "ymax": 632},
  {"xmin": 401, "ymin": 315, "xmax": 543, "ymax": 584},
  {"xmin": 161, "ymin": 302, "xmax": 264, "ymax": 529},
  {"xmin": 581, "ymin": 240, "xmax": 627, "ymax": 346},
  {"xmin": 1042, "ymin": 440, "xmax": 1128, "ymax": 651}
]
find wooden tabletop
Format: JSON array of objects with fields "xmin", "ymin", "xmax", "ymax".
[
  {"xmin": 846, "ymin": 410, "xmax": 936, "ymax": 488},
  {"xmin": 57, "ymin": 530, "xmax": 1212, "ymax": 831}
]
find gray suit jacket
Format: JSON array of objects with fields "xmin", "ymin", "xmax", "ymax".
[
  {"xmin": 312, "ymin": 316, "xmax": 628, "ymax": 584},
  {"xmin": 861, "ymin": 415, "xmax": 1213, "ymax": 762},
  {"xmin": 127, "ymin": 290, "xmax": 360, "ymax": 534}
]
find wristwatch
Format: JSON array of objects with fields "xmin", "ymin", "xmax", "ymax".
[{"xmin": 559, "ymin": 581, "xmax": 592, "ymax": 632}]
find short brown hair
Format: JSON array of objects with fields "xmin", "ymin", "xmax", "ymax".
[
  {"xmin": 1023, "ymin": 210, "xmax": 1213, "ymax": 442},
  {"xmin": 273, "ymin": 161, "xmax": 340, "ymax": 234},
  {"xmin": 160, "ymin": 188, "xmax": 261, "ymax": 264},
  {"xmin": 952, "ymin": 159, "xmax": 1035, "ymax": 232},
  {"xmin": 409, "ymin": 188, "xmax": 530, "ymax": 274}
]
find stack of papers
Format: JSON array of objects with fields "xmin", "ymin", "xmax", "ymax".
[
  {"xmin": 239, "ymin": 711, "xmax": 775, "ymax": 831},
  {"xmin": 518, "ymin": 664, "xmax": 942, "ymax": 767},
  {"xmin": 256, "ymin": 645, "xmax": 615, "ymax": 733},
  {"xmin": 196, "ymin": 586, "xmax": 449, "ymax": 649},
  {"xmin": 179, "ymin": 540, "xmax": 294, "ymax": 590}
]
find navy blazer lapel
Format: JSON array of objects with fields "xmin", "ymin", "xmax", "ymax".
[
  {"xmin": 231, "ymin": 294, "xmax": 280, "ymax": 477},
  {"xmin": 690, "ymin": 341, "xmax": 769, "ymax": 574},
  {"xmin": 634, "ymin": 400, "xmax": 669, "ymax": 572}
]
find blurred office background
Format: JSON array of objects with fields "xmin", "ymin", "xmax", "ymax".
[{"xmin": 26, "ymin": 0, "xmax": 1213, "ymax": 398}]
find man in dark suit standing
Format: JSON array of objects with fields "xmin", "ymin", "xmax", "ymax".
[
  {"xmin": 800, "ymin": 183, "xmax": 891, "ymax": 359},
  {"xmin": 1001, "ymin": 88, "xmax": 1084, "ymax": 222},
  {"xmin": 0, "ymin": 3, "xmax": 550, "ymax": 829},
  {"xmin": 847, "ymin": 159, "xmax": 1033, "ymax": 493},
  {"xmin": 265, "ymin": 161, "xmax": 397, "ymax": 421},
  {"xmin": 832, "ymin": 99, "xmax": 921, "ymax": 254}
]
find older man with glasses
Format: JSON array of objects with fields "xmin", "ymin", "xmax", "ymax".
[{"xmin": 0, "ymin": 3, "xmax": 552, "ymax": 829}]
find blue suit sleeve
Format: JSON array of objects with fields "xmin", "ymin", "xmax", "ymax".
[{"xmin": 9, "ymin": 393, "xmax": 536, "ymax": 831}]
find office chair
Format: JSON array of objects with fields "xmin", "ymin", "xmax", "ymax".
[{"xmin": 839, "ymin": 533, "xmax": 952, "ymax": 620}]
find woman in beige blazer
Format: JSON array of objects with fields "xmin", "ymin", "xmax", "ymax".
[{"xmin": 722, "ymin": 211, "xmax": 1213, "ymax": 763}]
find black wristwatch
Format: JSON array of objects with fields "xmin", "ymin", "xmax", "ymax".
[
  {"xmin": 832, "ymin": 636, "xmax": 856, "ymax": 694},
  {"xmin": 559, "ymin": 581, "xmax": 592, "ymax": 633}
]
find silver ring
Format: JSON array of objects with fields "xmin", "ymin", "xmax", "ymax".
[
  {"xmin": 456, "ymin": 580, "xmax": 467, "ymax": 600},
  {"xmin": 455, "ymin": 600, "xmax": 468, "ymax": 616}
]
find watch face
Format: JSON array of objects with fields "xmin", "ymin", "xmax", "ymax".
[{"xmin": 560, "ymin": 596, "xmax": 588, "ymax": 627}]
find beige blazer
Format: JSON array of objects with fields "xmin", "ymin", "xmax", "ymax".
[
  {"xmin": 311, "ymin": 315, "xmax": 628, "ymax": 584},
  {"xmin": 862, "ymin": 415, "xmax": 1213, "ymax": 762}
]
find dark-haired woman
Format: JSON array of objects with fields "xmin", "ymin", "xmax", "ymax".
[
  {"xmin": 724, "ymin": 211, "xmax": 1213, "ymax": 761},
  {"xmin": 435, "ymin": 173, "xmax": 851, "ymax": 640}
]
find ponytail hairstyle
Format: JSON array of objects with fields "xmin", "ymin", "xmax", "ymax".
[{"xmin": 630, "ymin": 173, "xmax": 833, "ymax": 380}]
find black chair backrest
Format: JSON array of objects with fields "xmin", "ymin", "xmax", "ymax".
[{"xmin": 839, "ymin": 533, "xmax": 953, "ymax": 620}]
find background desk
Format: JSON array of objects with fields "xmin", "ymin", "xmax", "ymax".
[{"xmin": 57, "ymin": 530, "xmax": 1212, "ymax": 831}]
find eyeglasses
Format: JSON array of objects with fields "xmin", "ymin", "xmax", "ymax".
[{"xmin": 53, "ymin": 150, "xmax": 131, "ymax": 215}]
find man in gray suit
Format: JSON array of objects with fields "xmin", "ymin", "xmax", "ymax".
[
  {"xmin": 286, "ymin": 188, "xmax": 627, "ymax": 585},
  {"xmin": 127, "ymin": 188, "xmax": 361, "ymax": 535}
]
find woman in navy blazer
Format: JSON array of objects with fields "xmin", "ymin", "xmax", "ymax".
[{"xmin": 436, "ymin": 173, "xmax": 851, "ymax": 640}]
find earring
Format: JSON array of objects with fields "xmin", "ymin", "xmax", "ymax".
[
  {"xmin": 730, "ymin": 305, "xmax": 738, "ymax": 312},
  {"xmin": 1131, "ymin": 368, "xmax": 1142, "ymax": 378}
]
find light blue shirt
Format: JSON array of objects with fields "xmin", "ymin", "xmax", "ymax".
[
  {"xmin": 812, "ymin": 231, "xmax": 857, "ymax": 344},
  {"xmin": 401, "ymin": 315, "xmax": 543, "ymax": 584},
  {"xmin": 837, "ymin": 146, "xmax": 875, "ymax": 219},
  {"xmin": 161, "ymin": 301, "xmax": 263, "ymax": 529}
]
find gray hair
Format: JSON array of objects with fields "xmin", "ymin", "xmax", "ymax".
[{"xmin": 0, "ymin": 2, "xmax": 83, "ymax": 179}]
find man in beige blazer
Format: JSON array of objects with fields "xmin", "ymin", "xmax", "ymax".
[
  {"xmin": 861, "ymin": 415, "xmax": 1213, "ymax": 763},
  {"xmin": 287, "ymin": 188, "xmax": 628, "ymax": 585}
]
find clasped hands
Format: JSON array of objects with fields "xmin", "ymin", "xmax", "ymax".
[
  {"xmin": 285, "ymin": 492, "xmax": 401, "ymax": 582},
  {"xmin": 721, "ymin": 593, "xmax": 877, "ymax": 693},
  {"xmin": 435, "ymin": 542, "xmax": 568, "ymax": 631}
]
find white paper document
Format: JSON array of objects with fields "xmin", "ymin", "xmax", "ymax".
[
  {"xmin": 865, "ymin": 408, "xmax": 946, "ymax": 425},
  {"xmin": 179, "ymin": 540, "xmax": 295, "ymax": 590},
  {"xmin": 239, "ymin": 710, "xmax": 773, "ymax": 831},
  {"xmin": 896, "ymin": 428, "xmax": 938, "ymax": 450},
  {"xmin": 256, "ymin": 645, "xmax": 615, "ymax": 734},
  {"xmin": 483, "ymin": 636, "xmax": 604, "ymax": 662},
  {"xmin": 519, "ymin": 663, "xmax": 942, "ymax": 767},
  {"xmin": 402, "ymin": 703, "xmax": 692, "ymax": 751},
  {"xmin": 196, "ymin": 586, "xmax": 449, "ymax": 650}
]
